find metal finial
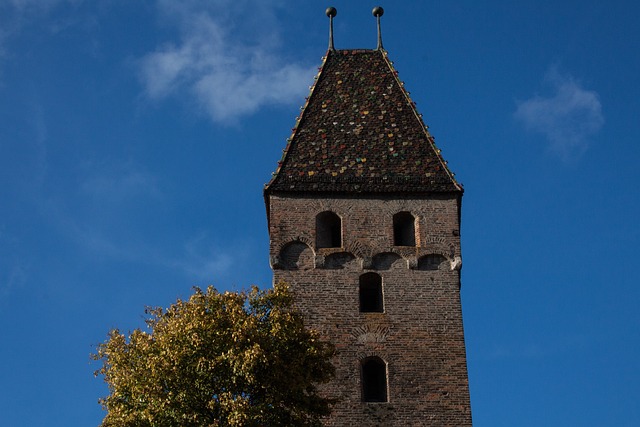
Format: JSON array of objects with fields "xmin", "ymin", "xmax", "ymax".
[
  {"xmin": 326, "ymin": 7, "xmax": 337, "ymax": 51},
  {"xmin": 372, "ymin": 6, "xmax": 384, "ymax": 50}
]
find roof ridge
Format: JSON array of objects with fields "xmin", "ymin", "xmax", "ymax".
[
  {"xmin": 264, "ymin": 50, "xmax": 332, "ymax": 190},
  {"xmin": 379, "ymin": 51, "xmax": 463, "ymax": 192}
]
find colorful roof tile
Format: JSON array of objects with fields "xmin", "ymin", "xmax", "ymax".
[{"xmin": 265, "ymin": 49, "xmax": 462, "ymax": 194}]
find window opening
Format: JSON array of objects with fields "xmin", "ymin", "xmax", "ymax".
[
  {"xmin": 393, "ymin": 212, "xmax": 416, "ymax": 246},
  {"xmin": 361, "ymin": 357, "xmax": 388, "ymax": 402},
  {"xmin": 316, "ymin": 211, "xmax": 342, "ymax": 248},
  {"xmin": 279, "ymin": 242, "xmax": 314, "ymax": 270},
  {"xmin": 417, "ymin": 254, "xmax": 446, "ymax": 271},
  {"xmin": 359, "ymin": 273, "xmax": 383, "ymax": 313}
]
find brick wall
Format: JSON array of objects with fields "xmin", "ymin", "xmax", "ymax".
[{"xmin": 267, "ymin": 193, "xmax": 472, "ymax": 426}]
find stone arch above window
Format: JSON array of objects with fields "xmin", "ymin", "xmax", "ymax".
[
  {"xmin": 316, "ymin": 211, "xmax": 342, "ymax": 249},
  {"xmin": 279, "ymin": 241, "xmax": 314, "ymax": 270},
  {"xmin": 359, "ymin": 273, "xmax": 383, "ymax": 313},
  {"xmin": 324, "ymin": 251, "xmax": 357, "ymax": 269},
  {"xmin": 371, "ymin": 252, "xmax": 404, "ymax": 270},
  {"xmin": 393, "ymin": 211, "xmax": 416, "ymax": 246},
  {"xmin": 361, "ymin": 356, "xmax": 388, "ymax": 403},
  {"xmin": 417, "ymin": 254, "xmax": 446, "ymax": 271}
]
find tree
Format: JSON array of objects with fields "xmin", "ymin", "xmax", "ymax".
[{"xmin": 93, "ymin": 283, "xmax": 335, "ymax": 427}]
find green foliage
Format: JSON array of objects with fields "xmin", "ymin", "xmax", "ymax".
[{"xmin": 93, "ymin": 283, "xmax": 335, "ymax": 427}]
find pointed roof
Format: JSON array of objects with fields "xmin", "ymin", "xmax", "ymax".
[{"xmin": 265, "ymin": 49, "xmax": 462, "ymax": 195}]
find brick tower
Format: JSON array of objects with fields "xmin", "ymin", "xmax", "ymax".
[{"xmin": 264, "ymin": 8, "xmax": 472, "ymax": 426}]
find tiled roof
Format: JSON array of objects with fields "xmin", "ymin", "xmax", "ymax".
[{"xmin": 265, "ymin": 49, "xmax": 462, "ymax": 194}]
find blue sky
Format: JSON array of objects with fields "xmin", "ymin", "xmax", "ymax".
[{"xmin": 1, "ymin": 1, "xmax": 639, "ymax": 425}]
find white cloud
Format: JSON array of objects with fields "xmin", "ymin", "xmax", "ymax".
[
  {"xmin": 139, "ymin": 0, "xmax": 315, "ymax": 123},
  {"xmin": 515, "ymin": 67, "xmax": 604, "ymax": 159}
]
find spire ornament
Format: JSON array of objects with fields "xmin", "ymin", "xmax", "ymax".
[
  {"xmin": 372, "ymin": 6, "xmax": 384, "ymax": 50},
  {"xmin": 326, "ymin": 7, "xmax": 337, "ymax": 51}
]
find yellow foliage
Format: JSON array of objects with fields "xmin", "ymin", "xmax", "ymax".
[{"xmin": 93, "ymin": 283, "xmax": 334, "ymax": 426}]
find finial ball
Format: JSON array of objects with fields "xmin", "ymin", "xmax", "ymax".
[
  {"xmin": 326, "ymin": 7, "xmax": 337, "ymax": 18},
  {"xmin": 372, "ymin": 6, "xmax": 384, "ymax": 17}
]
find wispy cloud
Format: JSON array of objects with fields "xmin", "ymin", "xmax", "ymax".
[
  {"xmin": 40, "ymin": 193, "xmax": 237, "ymax": 283},
  {"xmin": 170, "ymin": 232, "xmax": 235, "ymax": 282},
  {"xmin": 480, "ymin": 332, "xmax": 593, "ymax": 362},
  {"xmin": 70, "ymin": 223, "xmax": 238, "ymax": 284},
  {"xmin": 0, "ymin": 0, "xmax": 83, "ymax": 70},
  {"xmin": 41, "ymin": 185, "xmax": 239, "ymax": 283},
  {"xmin": 0, "ymin": 223, "xmax": 28, "ymax": 305},
  {"xmin": 0, "ymin": 262, "xmax": 27, "ymax": 305},
  {"xmin": 139, "ymin": 0, "xmax": 315, "ymax": 123},
  {"xmin": 0, "ymin": 0, "xmax": 77, "ymax": 34},
  {"xmin": 2, "ymin": 0, "xmax": 74, "ymax": 8},
  {"xmin": 514, "ymin": 67, "xmax": 604, "ymax": 159},
  {"xmin": 80, "ymin": 161, "xmax": 163, "ymax": 204}
]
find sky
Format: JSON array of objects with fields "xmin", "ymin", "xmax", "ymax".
[{"xmin": 0, "ymin": 0, "xmax": 639, "ymax": 426}]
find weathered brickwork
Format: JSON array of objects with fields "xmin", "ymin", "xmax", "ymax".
[{"xmin": 266, "ymin": 193, "xmax": 472, "ymax": 426}]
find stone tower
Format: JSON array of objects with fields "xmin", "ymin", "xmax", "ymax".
[{"xmin": 264, "ymin": 8, "xmax": 472, "ymax": 426}]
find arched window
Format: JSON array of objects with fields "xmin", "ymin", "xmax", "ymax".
[
  {"xmin": 417, "ymin": 254, "xmax": 446, "ymax": 271},
  {"xmin": 371, "ymin": 252, "xmax": 403, "ymax": 270},
  {"xmin": 279, "ymin": 242, "xmax": 314, "ymax": 270},
  {"xmin": 393, "ymin": 212, "xmax": 416, "ymax": 246},
  {"xmin": 324, "ymin": 252, "xmax": 356, "ymax": 270},
  {"xmin": 359, "ymin": 273, "xmax": 383, "ymax": 313},
  {"xmin": 316, "ymin": 211, "xmax": 342, "ymax": 248},
  {"xmin": 361, "ymin": 357, "xmax": 388, "ymax": 402}
]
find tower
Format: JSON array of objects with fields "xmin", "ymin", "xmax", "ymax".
[{"xmin": 264, "ymin": 8, "xmax": 472, "ymax": 426}]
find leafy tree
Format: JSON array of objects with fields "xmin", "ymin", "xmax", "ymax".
[{"xmin": 93, "ymin": 283, "xmax": 335, "ymax": 427}]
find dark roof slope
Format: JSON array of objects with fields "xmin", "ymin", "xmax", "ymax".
[{"xmin": 265, "ymin": 49, "xmax": 462, "ymax": 194}]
